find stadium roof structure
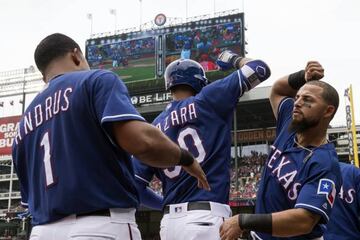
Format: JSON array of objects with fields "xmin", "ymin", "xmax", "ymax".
[
  {"xmin": 137, "ymin": 86, "xmax": 276, "ymax": 130},
  {"xmin": 0, "ymin": 67, "xmax": 43, "ymax": 98}
]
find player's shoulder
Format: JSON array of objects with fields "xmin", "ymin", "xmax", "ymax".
[
  {"xmin": 309, "ymin": 144, "xmax": 340, "ymax": 171},
  {"xmin": 278, "ymin": 97, "xmax": 294, "ymax": 114},
  {"xmin": 339, "ymin": 162, "xmax": 360, "ymax": 180},
  {"xmin": 80, "ymin": 69, "xmax": 123, "ymax": 87},
  {"xmin": 85, "ymin": 69, "xmax": 118, "ymax": 81}
]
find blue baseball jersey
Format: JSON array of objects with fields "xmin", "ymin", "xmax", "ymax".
[
  {"xmin": 254, "ymin": 98, "xmax": 342, "ymax": 240},
  {"xmin": 134, "ymin": 70, "xmax": 248, "ymax": 206},
  {"xmin": 323, "ymin": 162, "xmax": 360, "ymax": 240},
  {"xmin": 12, "ymin": 69, "xmax": 145, "ymax": 225}
]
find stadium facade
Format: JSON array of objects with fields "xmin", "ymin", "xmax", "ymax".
[{"xmin": 0, "ymin": 9, "xmax": 359, "ymax": 239}]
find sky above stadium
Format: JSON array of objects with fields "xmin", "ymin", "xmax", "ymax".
[{"xmin": 0, "ymin": 0, "xmax": 359, "ymax": 126}]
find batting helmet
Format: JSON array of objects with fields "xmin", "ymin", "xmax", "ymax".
[{"xmin": 165, "ymin": 59, "xmax": 208, "ymax": 93}]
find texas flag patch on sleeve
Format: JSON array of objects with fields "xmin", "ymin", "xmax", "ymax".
[{"xmin": 317, "ymin": 178, "xmax": 336, "ymax": 207}]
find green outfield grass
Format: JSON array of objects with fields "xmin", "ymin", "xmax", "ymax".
[
  {"xmin": 114, "ymin": 66, "xmax": 155, "ymax": 82},
  {"xmin": 129, "ymin": 57, "xmax": 154, "ymax": 65},
  {"xmin": 102, "ymin": 56, "xmax": 156, "ymax": 82}
]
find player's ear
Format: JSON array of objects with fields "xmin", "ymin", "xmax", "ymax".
[
  {"xmin": 71, "ymin": 48, "xmax": 81, "ymax": 66},
  {"xmin": 323, "ymin": 104, "xmax": 336, "ymax": 119}
]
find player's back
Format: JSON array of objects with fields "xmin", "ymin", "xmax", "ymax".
[
  {"xmin": 12, "ymin": 70, "xmax": 139, "ymax": 225},
  {"xmin": 151, "ymin": 74, "xmax": 241, "ymax": 205},
  {"xmin": 324, "ymin": 162, "xmax": 360, "ymax": 240}
]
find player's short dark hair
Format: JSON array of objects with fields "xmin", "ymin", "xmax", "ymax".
[
  {"xmin": 34, "ymin": 33, "xmax": 81, "ymax": 73},
  {"xmin": 306, "ymin": 81, "xmax": 339, "ymax": 119}
]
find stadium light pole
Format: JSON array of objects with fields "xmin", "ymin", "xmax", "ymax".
[
  {"xmin": 186, "ymin": 0, "xmax": 188, "ymax": 20},
  {"xmin": 86, "ymin": 13, "xmax": 93, "ymax": 37},
  {"xmin": 7, "ymin": 67, "xmax": 28, "ymax": 211},
  {"xmin": 139, "ymin": 0, "xmax": 143, "ymax": 30},
  {"xmin": 213, "ymin": 0, "xmax": 216, "ymax": 17},
  {"xmin": 233, "ymin": 110, "xmax": 239, "ymax": 192},
  {"xmin": 110, "ymin": 9, "xmax": 117, "ymax": 34}
]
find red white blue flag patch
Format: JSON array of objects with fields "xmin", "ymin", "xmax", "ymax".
[{"xmin": 317, "ymin": 178, "xmax": 336, "ymax": 207}]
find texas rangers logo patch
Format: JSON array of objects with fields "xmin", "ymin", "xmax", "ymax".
[{"xmin": 317, "ymin": 178, "xmax": 336, "ymax": 207}]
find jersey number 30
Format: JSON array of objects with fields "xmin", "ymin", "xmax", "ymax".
[{"xmin": 164, "ymin": 127, "xmax": 205, "ymax": 178}]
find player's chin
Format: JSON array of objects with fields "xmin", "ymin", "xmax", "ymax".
[{"xmin": 292, "ymin": 112, "xmax": 303, "ymax": 121}]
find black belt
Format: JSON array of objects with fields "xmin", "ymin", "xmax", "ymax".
[
  {"xmin": 77, "ymin": 209, "xmax": 111, "ymax": 217},
  {"xmin": 163, "ymin": 202, "xmax": 211, "ymax": 214}
]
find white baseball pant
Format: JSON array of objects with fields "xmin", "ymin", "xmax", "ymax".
[
  {"xmin": 160, "ymin": 201, "xmax": 231, "ymax": 240},
  {"xmin": 29, "ymin": 208, "xmax": 141, "ymax": 240}
]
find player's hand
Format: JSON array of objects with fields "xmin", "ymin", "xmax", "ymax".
[
  {"xmin": 216, "ymin": 50, "xmax": 241, "ymax": 70},
  {"xmin": 220, "ymin": 215, "xmax": 243, "ymax": 240},
  {"xmin": 182, "ymin": 161, "xmax": 211, "ymax": 191},
  {"xmin": 304, "ymin": 61, "xmax": 324, "ymax": 81}
]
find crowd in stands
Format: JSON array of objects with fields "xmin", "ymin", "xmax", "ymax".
[
  {"xmin": 148, "ymin": 151, "xmax": 267, "ymax": 202},
  {"xmin": 166, "ymin": 21, "xmax": 242, "ymax": 70},
  {"xmin": 229, "ymin": 151, "xmax": 267, "ymax": 200}
]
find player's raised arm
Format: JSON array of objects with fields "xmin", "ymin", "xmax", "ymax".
[
  {"xmin": 216, "ymin": 50, "xmax": 271, "ymax": 89},
  {"xmin": 201, "ymin": 50, "xmax": 270, "ymax": 118},
  {"xmin": 269, "ymin": 61, "xmax": 324, "ymax": 119},
  {"xmin": 112, "ymin": 120, "xmax": 210, "ymax": 191}
]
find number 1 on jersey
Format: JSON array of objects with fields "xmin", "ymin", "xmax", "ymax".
[{"xmin": 40, "ymin": 132, "xmax": 55, "ymax": 186}]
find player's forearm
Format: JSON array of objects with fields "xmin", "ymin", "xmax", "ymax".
[
  {"xmin": 236, "ymin": 209, "xmax": 320, "ymax": 237},
  {"xmin": 271, "ymin": 208, "xmax": 320, "ymax": 237},
  {"xmin": 271, "ymin": 74, "xmax": 298, "ymax": 100},
  {"xmin": 112, "ymin": 120, "xmax": 182, "ymax": 168},
  {"xmin": 133, "ymin": 128, "xmax": 182, "ymax": 168},
  {"xmin": 269, "ymin": 74, "xmax": 298, "ymax": 117}
]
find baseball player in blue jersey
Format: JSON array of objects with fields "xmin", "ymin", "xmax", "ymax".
[
  {"xmin": 133, "ymin": 51, "xmax": 271, "ymax": 240},
  {"xmin": 11, "ymin": 33, "xmax": 209, "ymax": 240},
  {"xmin": 220, "ymin": 61, "xmax": 342, "ymax": 240},
  {"xmin": 323, "ymin": 162, "xmax": 360, "ymax": 240}
]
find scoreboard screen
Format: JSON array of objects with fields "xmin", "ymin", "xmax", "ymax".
[
  {"xmin": 165, "ymin": 21, "xmax": 243, "ymax": 72},
  {"xmin": 85, "ymin": 12, "xmax": 244, "ymax": 83},
  {"xmin": 86, "ymin": 36, "xmax": 156, "ymax": 82}
]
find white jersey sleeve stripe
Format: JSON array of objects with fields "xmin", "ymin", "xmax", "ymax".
[
  {"xmin": 135, "ymin": 174, "xmax": 151, "ymax": 184},
  {"xmin": 236, "ymin": 70, "xmax": 244, "ymax": 96},
  {"xmin": 101, "ymin": 114, "xmax": 145, "ymax": 123}
]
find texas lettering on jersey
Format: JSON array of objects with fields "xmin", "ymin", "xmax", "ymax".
[
  {"xmin": 267, "ymin": 145, "xmax": 301, "ymax": 200},
  {"xmin": 254, "ymin": 98, "xmax": 342, "ymax": 240},
  {"xmin": 338, "ymin": 185, "xmax": 356, "ymax": 203}
]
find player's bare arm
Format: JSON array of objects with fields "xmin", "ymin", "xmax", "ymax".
[
  {"xmin": 271, "ymin": 208, "xmax": 321, "ymax": 236},
  {"xmin": 112, "ymin": 120, "xmax": 210, "ymax": 191},
  {"xmin": 269, "ymin": 61, "xmax": 324, "ymax": 119},
  {"xmin": 112, "ymin": 120, "xmax": 180, "ymax": 168},
  {"xmin": 220, "ymin": 208, "xmax": 320, "ymax": 239}
]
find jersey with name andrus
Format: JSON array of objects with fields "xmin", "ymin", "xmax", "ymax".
[{"xmin": 12, "ymin": 70, "xmax": 144, "ymax": 225}]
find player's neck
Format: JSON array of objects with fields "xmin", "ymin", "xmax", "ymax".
[
  {"xmin": 172, "ymin": 91, "xmax": 195, "ymax": 100},
  {"xmin": 296, "ymin": 131, "xmax": 327, "ymax": 148},
  {"xmin": 44, "ymin": 56, "xmax": 84, "ymax": 82}
]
